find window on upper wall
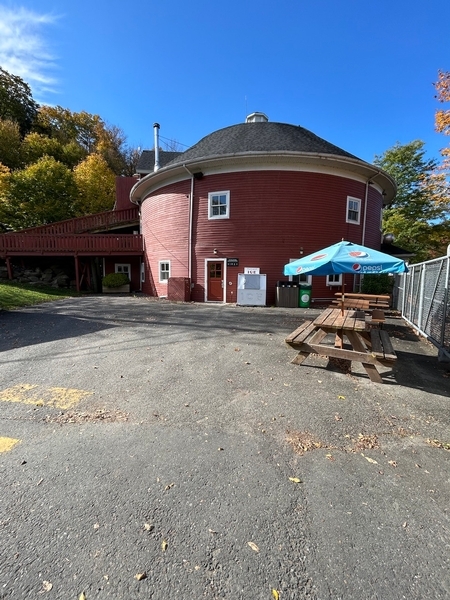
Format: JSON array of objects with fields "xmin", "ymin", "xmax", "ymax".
[
  {"xmin": 326, "ymin": 274, "xmax": 342, "ymax": 286},
  {"xmin": 346, "ymin": 197, "xmax": 361, "ymax": 224},
  {"xmin": 208, "ymin": 191, "xmax": 230, "ymax": 219},
  {"xmin": 159, "ymin": 261, "xmax": 170, "ymax": 283}
]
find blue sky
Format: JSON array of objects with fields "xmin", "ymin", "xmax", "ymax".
[{"xmin": 0, "ymin": 0, "xmax": 449, "ymax": 163}]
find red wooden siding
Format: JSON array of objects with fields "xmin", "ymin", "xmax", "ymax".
[
  {"xmin": 141, "ymin": 170, "xmax": 384, "ymax": 304},
  {"xmin": 140, "ymin": 180, "xmax": 190, "ymax": 297},
  {"xmin": 114, "ymin": 177, "xmax": 138, "ymax": 211}
]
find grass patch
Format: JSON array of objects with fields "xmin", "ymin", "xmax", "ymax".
[{"xmin": 0, "ymin": 281, "xmax": 83, "ymax": 311}]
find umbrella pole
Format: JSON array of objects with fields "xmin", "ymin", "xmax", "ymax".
[{"xmin": 341, "ymin": 278, "xmax": 345, "ymax": 316}]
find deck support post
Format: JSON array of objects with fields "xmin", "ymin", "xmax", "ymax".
[
  {"xmin": 74, "ymin": 255, "xmax": 80, "ymax": 292},
  {"xmin": 5, "ymin": 257, "xmax": 13, "ymax": 280}
]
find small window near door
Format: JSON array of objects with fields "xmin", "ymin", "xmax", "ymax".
[
  {"xmin": 115, "ymin": 263, "xmax": 130, "ymax": 277},
  {"xmin": 159, "ymin": 261, "xmax": 170, "ymax": 282},
  {"xmin": 327, "ymin": 274, "xmax": 342, "ymax": 286}
]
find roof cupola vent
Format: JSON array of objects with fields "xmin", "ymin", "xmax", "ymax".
[{"xmin": 245, "ymin": 112, "xmax": 268, "ymax": 123}]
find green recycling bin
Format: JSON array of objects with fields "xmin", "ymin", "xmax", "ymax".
[{"xmin": 299, "ymin": 284, "xmax": 312, "ymax": 308}]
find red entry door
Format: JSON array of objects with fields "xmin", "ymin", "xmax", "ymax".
[{"xmin": 207, "ymin": 261, "xmax": 224, "ymax": 301}]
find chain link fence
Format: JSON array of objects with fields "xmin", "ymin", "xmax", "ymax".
[{"xmin": 393, "ymin": 246, "xmax": 450, "ymax": 361}]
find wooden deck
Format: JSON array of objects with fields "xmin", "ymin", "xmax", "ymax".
[
  {"xmin": 16, "ymin": 207, "xmax": 139, "ymax": 235},
  {"xmin": 0, "ymin": 233, "xmax": 143, "ymax": 257}
]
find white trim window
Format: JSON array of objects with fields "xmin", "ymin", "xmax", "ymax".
[
  {"xmin": 159, "ymin": 260, "xmax": 170, "ymax": 283},
  {"xmin": 208, "ymin": 191, "xmax": 230, "ymax": 219},
  {"xmin": 346, "ymin": 196, "xmax": 361, "ymax": 224},
  {"xmin": 288, "ymin": 259, "xmax": 312, "ymax": 284},
  {"xmin": 115, "ymin": 263, "xmax": 130, "ymax": 277},
  {"xmin": 327, "ymin": 274, "xmax": 342, "ymax": 286}
]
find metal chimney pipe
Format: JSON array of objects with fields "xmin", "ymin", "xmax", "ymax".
[{"xmin": 153, "ymin": 123, "xmax": 160, "ymax": 172}]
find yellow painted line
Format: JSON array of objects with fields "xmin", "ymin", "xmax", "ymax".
[
  {"xmin": 0, "ymin": 437, "xmax": 21, "ymax": 453},
  {"xmin": 0, "ymin": 384, "xmax": 92, "ymax": 409}
]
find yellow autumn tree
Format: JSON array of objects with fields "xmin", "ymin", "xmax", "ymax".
[
  {"xmin": 435, "ymin": 70, "xmax": 450, "ymax": 170},
  {"xmin": 73, "ymin": 153, "xmax": 116, "ymax": 216}
]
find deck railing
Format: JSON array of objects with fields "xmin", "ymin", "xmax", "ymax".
[
  {"xmin": 15, "ymin": 207, "xmax": 140, "ymax": 235},
  {"xmin": 0, "ymin": 233, "xmax": 144, "ymax": 256}
]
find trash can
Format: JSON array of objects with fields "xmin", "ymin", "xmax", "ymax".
[
  {"xmin": 299, "ymin": 284, "xmax": 312, "ymax": 308},
  {"xmin": 276, "ymin": 281, "xmax": 299, "ymax": 308}
]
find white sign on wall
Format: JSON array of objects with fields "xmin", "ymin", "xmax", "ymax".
[{"xmin": 244, "ymin": 267, "xmax": 260, "ymax": 274}]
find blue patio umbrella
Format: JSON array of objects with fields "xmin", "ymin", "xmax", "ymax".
[
  {"xmin": 284, "ymin": 240, "xmax": 409, "ymax": 277},
  {"xmin": 284, "ymin": 240, "xmax": 408, "ymax": 313}
]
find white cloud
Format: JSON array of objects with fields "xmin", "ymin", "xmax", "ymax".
[{"xmin": 0, "ymin": 5, "xmax": 59, "ymax": 97}]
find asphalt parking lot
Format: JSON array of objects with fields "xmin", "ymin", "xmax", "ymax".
[{"xmin": 0, "ymin": 296, "xmax": 449, "ymax": 599}]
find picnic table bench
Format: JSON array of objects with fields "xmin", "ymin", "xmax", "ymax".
[
  {"xmin": 330, "ymin": 297, "xmax": 386, "ymax": 327},
  {"xmin": 367, "ymin": 328, "xmax": 397, "ymax": 363},
  {"xmin": 285, "ymin": 307, "xmax": 396, "ymax": 383},
  {"xmin": 334, "ymin": 292, "xmax": 391, "ymax": 310},
  {"xmin": 331, "ymin": 298, "xmax": 370, "ymax": 310}
]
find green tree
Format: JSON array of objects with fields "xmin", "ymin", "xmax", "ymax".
[
  {"xmin": 0, "ymin": 67, "xmax": 39, "ymax": 136},
  {"xmin": 0, "ymin": 156, "xmax": 77, "ymax": 230},
  {"xmin": 96, "ymin": 124, "xmax": 127, "ymax": 174},
  {"xmin": 121, "ymin": 145, "xmax": 142, "ymax": 177},
  {"xmin": 374, "ymin": 140, "xmax": 450, "ymax": 262},
  {"xmin": 22, "ymin": 132, "xmax": 86, "ymax": 169},
  {"xmin": 0, "ymin": 118, "xmax": 23, "ymax": 169},
  {"xmin": 33, "ymin": 105, "xmax": 101, "ymax": 152},
  {"xmin": 34, "ymin": 105, "xmax": 134, "ymax": 175},
  {"xmin": 73, "ymin": 153, "xmax": 116, "ymax": 215}
]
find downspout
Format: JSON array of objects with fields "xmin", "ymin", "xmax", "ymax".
[
  {"xmin": 361, "ymin": 178, "xmax": 370, "ymax": 246},
  {"xmin": 356, "ymin": 178, "xmax": 371, "ymax": 292},
  {"xmin": 183, "ymin": 165, "xmax": 194, "ymax": 282},
  {"xmin": 362, "ymin": 170, "xmax": 383, "ymax": 246}
]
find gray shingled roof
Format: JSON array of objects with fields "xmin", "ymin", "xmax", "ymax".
[
  {"xmin": 164, "ymin": 122, "xmax": 360, "ymax": 167},
  {"xmin": 136, "ymin": 150, "xmax": 182, "ymax": 173}
]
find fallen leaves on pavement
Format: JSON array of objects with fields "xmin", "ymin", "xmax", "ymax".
[
  {"xmin": 427, "ymin": 439, "xmax": 450, "ymax": 450},
  {"xmin": 286, "ymin": 430, "xmax": 325, "ymax": 455},
  {"xmin": 44, "ymin": 409, "xmax": 128, "ymax": 424}
]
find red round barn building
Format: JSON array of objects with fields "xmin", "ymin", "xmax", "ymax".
[{"xmin": 131, "ymin": 113, "xmax": 396, "ymax": 305}]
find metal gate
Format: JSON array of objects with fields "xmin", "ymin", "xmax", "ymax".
[{"xmin": 393, "ymin": 245, "xmax": 450, "ymax": 361}]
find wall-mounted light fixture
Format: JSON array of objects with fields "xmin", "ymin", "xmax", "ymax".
[
  {"xmin": 213, "ymin": 248, "xmax": 218, "ymax": 255},
  {"xmin": 300, "ymin": 247, "xmax": 304, "ymax": 255}
]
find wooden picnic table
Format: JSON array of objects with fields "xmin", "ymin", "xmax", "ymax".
[
  {"xmin": 330, "ymin": 298, "xmax": 370, "ymax": 310},
  {"xmin": 285, "ymin": 307, "xmax": 396, "ymax": 383},
  {"xmin": 334, "ymin": 292, "xmax": 391, "ymax": 309}
]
